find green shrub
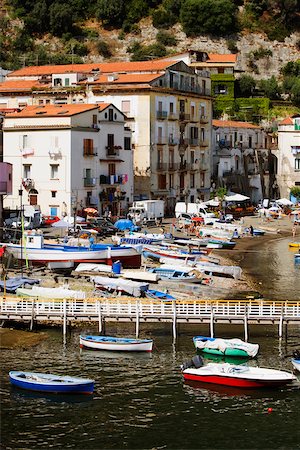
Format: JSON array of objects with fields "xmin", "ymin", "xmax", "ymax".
[
  {"xmin": 96, "ymin": 40, "xmax": 112, "ymax": 57},
  {"xmin": 227, "ymin": 39, "xmax": 238, "ymax": 53},
  {"xmin": 251, "ymin": 47, "xmax": 273, "ymax": 60},
  {"xmin": 156, "ymin": 30, "xmax": 177, "ymax": 46},
  {"xmin": 128, "ymin": 42, "xmax": 167, "ymax": 61}
]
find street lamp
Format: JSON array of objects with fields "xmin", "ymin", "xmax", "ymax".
[{"xmin": 183, "ymin": 188, "xmax": 190, "ymax": 213}]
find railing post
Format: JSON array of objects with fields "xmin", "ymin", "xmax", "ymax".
[
  {"xmin": 278, "ymin": 306, "xmax": 284, "ymax": 338},
  {"xmin": 210, "ymin": 306, "xmax": 214, "ymax": 338},
  {"xmin": 97, "ymin": 299, "xmax": 102, "ymax": 334},
  {"xmin": 244, "ymin": 305, "xmax": 248, "ymax": 342},
  {"xmin": 172, "ymin": 300, "xmax": 177, "ymax": 343},
  {"xmin": 63, "ymin": 299, "xmax": 67, "ymax": 339},
  {"xmin": 136, "ymin": 299, "xmax": 140, "ymax": 338},
  {"xmin": 29, "ymin": 299, "xmax": 35, "ymax": 331}
]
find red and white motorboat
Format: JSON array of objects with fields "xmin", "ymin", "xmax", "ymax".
[{"xmin": 181, "ymin": 359, "xmax": 296, "ymax": 389}]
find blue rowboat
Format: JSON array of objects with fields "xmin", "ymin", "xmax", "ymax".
[
  {"xmin": 145, "ymin": 289, "xmax": 175, "ymax": 300},
  {"xmin": 9, "ymin": 371, "xmax": 94, "ymax": 394},
  {"xmin": 80, "ymin": 335, "xmax": 153, "ymax": 352}
]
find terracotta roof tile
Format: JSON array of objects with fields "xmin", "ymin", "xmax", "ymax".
[
  {"xmin": 279, "ymin": 117, "xmax": 294, "ymax": 125},
  {"xmin": 207, "ymin": 53, "xmax": 237, "ymax": 63},
  {"xmin": 212, "ymin": 119, "xmax": 260, "ymax": 129},
  {"xmin": 5, "ymin": 104, "xmax": 99, "ymax": 118},
  {"xmin": 0, "ymin": 80, "xmax": 47, "ymax": 92},
  {"xmin": 8, "ymin": 60, "xmax": 174, "ymax": 78}
]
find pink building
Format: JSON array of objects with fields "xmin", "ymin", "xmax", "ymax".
[{"xmin": 0, "ymin": 162, "xmax": 12, "ymax": 194}]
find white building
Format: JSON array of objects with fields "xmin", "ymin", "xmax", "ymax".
[
  {"xmin": 3, "ymin": 103, "xmax": 133, "ymax": 217},
  {"xmin": 277, "ymin": 115, "xmax": 300, "ymax": 199}
]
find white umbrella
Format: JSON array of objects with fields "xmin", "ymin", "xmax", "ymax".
[
  {"xmin": 52, "ymin": 219, "xmax": 71, "ymax": 228},
  {"xmin": 225, "ymin": 193, "xmax": 250, "ymax": 202},
  {"xmin": 205, "ymin": 199, "xmax": 219, "ymax": 207},
  {"xmin": 276, "ymin": 198, "xmax": 293, "ymax": 206}
]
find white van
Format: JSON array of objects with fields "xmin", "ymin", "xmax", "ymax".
[{"xmin": 175, "ymin": 202, "xmax": 215, "ymax": 221}]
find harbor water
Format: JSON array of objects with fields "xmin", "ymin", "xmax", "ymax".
[{"xmin": 1, "ymin": 236, "xmax": 300, "ymax": 449}]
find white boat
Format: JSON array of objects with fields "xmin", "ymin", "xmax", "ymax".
[
  {"xmin": 75, "ymin": 263, "xmax": 113, "ymax": 274},
  {"xmin": 181, "ymin": 358, "xmax": 296, "ymax": 388},
  {"xmin": 292, "ymin": 359, "xmax": 300, "ymax": 372},
  {"xmin": 16, "ymin": 285, "xmax": 86, "ymax": 299},
  {"xmin": 92, "ymin": 276, "xmax": 149, "ymax": 297},
  {"xmin": 80, "ymin": 335, "xmax": 153, "ymax": 352},
  {"xmin": 121, "ymin": 270, "xmax": 159, "ymax": 282},
  {"xmin": 160, "ymin": 260, "xmax": 242, "ymax": 280}
]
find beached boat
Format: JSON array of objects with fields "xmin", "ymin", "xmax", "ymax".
[
  {"xmin": 193, "ymin": 336, "xmax": 259, "ymax": 358},
  {"xmin": 181, "ymin": 357, "xmax": 296, "ymax": 388},
  {"xmin": 147, "ymin": 267, "xmax": 210, "ymax": 284},
  {"xmin": 92, "ymin": 276, "xmax": 149, "ymax": 296},
  {"xmin": 291, "ymin": 358, "xmax": 300, "ymax": 372},
  {"xmin": 80, "ymin": 335, "xmax": 153, "ymax": 352},
  {"xmin": 160, "ymin": 259, "xmax": 242, "ymax": 280},
  {"xmin": 288, "ymin": 242, "xmax": 300, "ymax": 248},
  {"xmin": 16, "ymin": 285, "xmax": 86, "ymax": 300},
  {"xmin": 294, "ymin": 253, "xmax": 300, "ymax": 261},
  {"xmin": 144, "ymin": 289, "xmax": 176, "ymax": 300},
  {"xmin": 9, "ymin": 371, "xmax": 94, "ymax": 394},
  {"xmin": 143, "ymin": 244, "xmax": 206, "ymax": 261},
  {"xmin": 253, "ymin": 229, "xmax": 265, "ymax": 236}
]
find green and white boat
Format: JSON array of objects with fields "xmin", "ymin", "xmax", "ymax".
[{"xmin": 193, "ymin": 336, "xmax": 259, "ymax": 358}]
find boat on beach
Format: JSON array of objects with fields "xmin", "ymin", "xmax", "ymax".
[
  {"xmin": 193, "ymin": 336, "xmax": 259, "ymax": 358},
  {"xmin": 9, "ymin": 371, "xmax": 94, "ymax": 394},
  {"xmin": 80, "ymin": 335, "xmax": 153, "ymax": 352},
  {"xmin": 92, "ymin": 275, "xmax": 149, "ymax": 297},
  {"xmin": 181, "ymin": 357, "xmax": 296, "ymax": 388},
  {"xmin": 288, "ymin": 242, "xmax": 300, "ymax": 248},
  {"xmin": 144, "ymin": 289, "xmax": 176, "ymax": 300},
  {"xmin": 291, "ymin": 358, "xmax": 300, "ymax": 372},
  {"xmin": 16, "ymin": 285, "xmax": 86, "ymax": 300},
  {"xmin": 147, "ymin": 267, "xmax": 210, "ymax": 284}
]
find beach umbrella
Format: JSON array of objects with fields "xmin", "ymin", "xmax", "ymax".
[
  {"xmin": 276, "ymin": 198, "xmax": 293, "ymax": 206},
  {"xmin": 114, "ymin": 219, "xmax": 136, "ymax": 231},
  {"xmin": 225, "ymin": 193, "xmax": 250, "ymax": 202},
  {"xmin": 84, "ymin": 207, "xmax": 98, "ymax": 215},
  {"xmin": 205, "ymin": 199, "xmax": 219, "ymax": 207},
  {"xmin": 52, "ymin": 219, "xmax": 71, "ymax": 228}
]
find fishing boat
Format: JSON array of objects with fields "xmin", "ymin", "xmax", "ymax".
[
  {"xmin": 16, "ymin": 285, "xmax": 86, "ymax": 300},
  {"xmin": 294, "ymin": 253, "xmax": 300, "ymax": 261},
  {"xmin": 92, "ymin": 275, "xmax": 149, "ymax": 297},
  {"xmin": 143, "ymin": 244, "xmax": 206, "ymax": 261},
  {"xmin": 193, "ymin": 336, "xmax": 259, "ymax": 358},
  {"xmin": 144, "ymin": 289, "xmax": 176, "ymax": 300},
  {"xmin": 3, "ymin": 233, "xmax": 141, "ymax": 268},
  {"xmin": 80, "ymin": 335, "xmax": 153, "ymax": 352},
  {"xmin": 160, "ymin": 259, "xmax": 242, "ymax": 280},
  {"xmin": 147, "ymin": 267, "xmax": 210, "ymax": 284},
  {"xmin": 291, "ymin": 359, "xmax": 300, "ymax": 372},
  {"xmin": 253, "ymin": 229, "xmax": 265, "ymax": 236},
  {"xmin": 288, "ymin": 242, "xmax": 300, "ymax": 248},
  {"xmin": 9, "ymin": 371, "xmax": 94, "ymax": 394},
  {"xmin": 181, "ymin": 357, "xmax": 296, "ymax": 388}
]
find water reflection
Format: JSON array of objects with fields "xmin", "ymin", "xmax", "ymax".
[{"xmin": 10, "ymin": 387, "xmax": 94, "ymax": 404}]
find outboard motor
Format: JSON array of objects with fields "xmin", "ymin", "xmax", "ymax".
[{"xmin": 181, "ymin": 355, "xmax": 204, "ymax": 371}]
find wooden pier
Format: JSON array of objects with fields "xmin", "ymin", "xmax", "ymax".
[{"xmin": 1, "ymin": 296, "xmax": 299, "ymax": 340}]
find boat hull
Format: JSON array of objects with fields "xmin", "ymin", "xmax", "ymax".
[
  {"xmin": 200, "ymin": 347, "xmax": 249, "ymax": 358},
  {"xmin": 80, "ymin": 336, "xmax": 153, "ymax": 352},
  {"xmin": 291, "ymin": 359, "xmax": 300, "ymax": 372},
  {"xmin": 182, "ymin": 372, "xmax": 291, "ymax": 388},
  {"xmin": 9, "ymin": 371, "xmax": 94, "ymax": 394}
]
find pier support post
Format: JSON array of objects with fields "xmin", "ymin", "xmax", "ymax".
[
  {"xmin": 172, "ymin": 300, "xmax": 177, "ymax": 342},
  {"xmin": 136, "ymin": 299, "xmax": 140, "ymax": 338},
  {"xmin": 210, "ymin": 307, "xmax": 214, "ymax": 338},
  {"xmin": 29, "ymin": 299, "xmax": 35, "ymax": 331},
  {"xmin": 279, "ymin": 307, "xmax": 284, "ymax": 338},
  {"xmin": 63, "ymin": 299, "xmax": 67, "ymax": 339},
  {"xmin": 97, "ymin": 300, "xmax": 102, "ymax": 334},
  {"xmin": 244, "ymin": 306, "xmax": 248, "ymax": 342}
]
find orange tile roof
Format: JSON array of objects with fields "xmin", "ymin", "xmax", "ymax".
[
  {"xmin": 0, "ymin": 79, "xmax": 47, "ymax": 91},
  {"xmin": 279, "ymin": 117, "xmax": 294, "ymax": 125},
  {"xmin": 207, "ymin": 54, "xmax": 237, "ymax": 63},
  {"xmin": 5, "ymin": 104, "xmax": 99, "ymax": 118},
  {"xmin": 213, "ymin": 119, "xmax": 260, "ymax": 129},
  {"xmin": 84, "ymin": 73, "xmax": 162, "ymax": 85},
  {"xmin": 8, "ymin": 60, "xmax": 174, "ymax": 78}
]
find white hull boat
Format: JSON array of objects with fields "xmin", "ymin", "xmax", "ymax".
[{"xmin": 80, "ymin": 335, "xmax": 153, "ymax": 352}]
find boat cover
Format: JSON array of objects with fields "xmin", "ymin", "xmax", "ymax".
[
  {"xmin": 0, "ymin": 277, "xmax": 40, "ymax": 293},
  {"xmin": 16, "ymin": 285, "xmax": 86, "ymax": 299},
  {"xmin": 92, "ymin": 276, "xmax": 149, "ymax": 297},
  {"xmin": 194, "ymin": 337, "xmax": 259, "ymax": 357}
]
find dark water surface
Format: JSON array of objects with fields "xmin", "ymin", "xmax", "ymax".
[{"xmin": 1, "ymin": 235, "xmax": 300, "ymax": 449}]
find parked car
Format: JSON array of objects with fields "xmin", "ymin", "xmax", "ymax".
[
  {"xmin": 88, "ymin": 218, "xmax": 118, "ymax": 236},
  {"xmin": 42, "ymin": 215, "xmax": 60, "ymax": 227}
]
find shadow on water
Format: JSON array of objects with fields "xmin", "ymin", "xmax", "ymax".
[{"xmin": 10, "ymin": 387, "xmax": 94, "ymax": 404}]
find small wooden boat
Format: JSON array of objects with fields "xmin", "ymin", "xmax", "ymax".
[
  {"xmin": 80, "ymin": 335, "xmax": 153, "ymax": 352},
  {"xmin": 144, "ymin": 289, "xmax": 175, "ymax": 300},
  {"xmin": 147, "ymin": 267, "xmax": 210, "ymax": 284},
  {"xmin": 253, "ymin": 229, "xmax": 265, "ymax": 236},
  {"xmin": 288, "ymin": 242, "xmax": 300, "ymax": 248},
  {"xmin": 181, "ymin": 357, "xmax": 296, "ymax": 388},
  {"xmin": 193, "ymin": 336, "xmax": 259, "ymax": 358},
  {"xmin": 9, "ymin": 371, "xmax": 94, "ymax": 394},
  {"xmin": 92, "ymin": 276, "xmax": 149, "ymax": 297},
  {"xmin": 291, "ymin": 359, "xmax": 300, "ymax": 372}
]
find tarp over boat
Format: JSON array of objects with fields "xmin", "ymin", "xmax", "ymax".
[
  {"xmin": 16, "ymin": 285, "xmax": 86, "ymax": 299},
  {"xmin": 0, "ymin": 277, "xmax": 40, "ymax": 293},
  {"xmin": 193, "ymin": 337, "xmax": 259, "ymax": 358},
  {"xmin": 92, "ymin": 276, "xmax": 149, "ymax": 297}
]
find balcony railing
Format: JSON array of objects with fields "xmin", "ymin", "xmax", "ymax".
[
  {"xmin": 106, "ymin": 146, "xmax": 121, "ymax": 157},
  {"xmin": 157, "ymin": 138, "xmax": 167, "ymax": 145},
  {"xmin": 83, "ymin": 147, "xmax": 98, "ymax": 157},
  {"xmin": 156, "ymin": 162, "xmax": 168, "ymax": 171},
  {"xmin": 168, "ymin": 112, "xmax": 178, "ymax": 121},
  {"xmin": 168, "ymin": 137, "xmax": 179, "ymax": 145},
  {"xmin": 179, "ymin": 113, "xmax": 190, "ymax": 122},
  {"xmin": 156, "ymin": 111, "xmax": 168, "ymax": 119},
  {"xmin": 100, "ymin": 174, "xmax": 126, "ymax": 184},
  {"xmin": 84, "ymin": 177, "xmax": 96, "ymax": 187},
  {"xmin": 189, "ymin": 138, "xmax": 199, "ymax": 147},
  {"xmin": 200, "ymin": 140, "xmax": 209, "ymax": 148},
  {"xmin": 200, "ymin": 115, "xmax": 209, "ymax": 124}
]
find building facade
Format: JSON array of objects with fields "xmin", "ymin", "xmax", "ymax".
[{"xmin": 3, "ymin": 103, "xmax": 133, "ymax": 216}]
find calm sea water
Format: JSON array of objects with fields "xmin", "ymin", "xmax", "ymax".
[{"xmin": 1, "ymin": 235, "xmax": 300, "ymax": 450}]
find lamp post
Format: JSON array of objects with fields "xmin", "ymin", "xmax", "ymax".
[
  {"xmin": 183, "ymin": 188, "xmax": 190, "ymax": 213},
  {"xmin": 18, "ymin": 186, "xmax": 23, "ymax": 276}
]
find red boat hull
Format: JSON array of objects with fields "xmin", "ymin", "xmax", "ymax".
[{"xmin": 183, "ymin": 373, "xmax": 291, "ymax": 388}]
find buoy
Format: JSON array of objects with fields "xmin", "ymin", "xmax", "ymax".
[{"xmin": 267, "ymin": 407, "xmax": 273, "ymax": 413}]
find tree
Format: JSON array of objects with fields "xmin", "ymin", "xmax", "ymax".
[
  {"xmin": 96, "ymin": 0, "xmax": 126, "ymax": 28},
  {"xmin": 236, "ymin": 75, "xmax": 256, "ymax": 97},
  {"xmin": 180, "ymin": 0, "xmax": 238, "ymax": 37},
  {"xmin": 258, "ymin": 76, "xmax": 281, "ymax": 100},
  {"xmin": 290, "ymin": 78, "xmax": 300, "ymax": 107},
  {"xmin": 290, "ymin": 186, "xmax": 300, "ymax": 201},
  {"xmin": 49, "ymin": 3, "xmax": 73, "ymax": 36}
]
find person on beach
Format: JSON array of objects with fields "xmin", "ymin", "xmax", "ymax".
[
  {"xmin": 292, "ymin": 225, "xmax": 296, "ymax": 238},
  {"xmin": 249, "ymin": 225, "xmax": 254, "ymax": 236}
]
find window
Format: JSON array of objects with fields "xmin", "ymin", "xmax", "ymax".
[
  {"xmin": 169, "ymin": 149, "xmax": 174, "ymax": 167},
  {"xmin": 83, "ymin": 139, "xmax": 94, "ymax": 156},
  {"xmin": 54, "ymin": 78, "xmax": 62, "ymax": 86},
  {"xmin": 38, "ymin": 99, "xmax": 43, "ymax": 105},
  {"xmin": 202, "ymin": 80, "xmax": 206, "ymax": 93},
  {"xmin": 93, "ymin": 114, "xmax": 97, "ymax": 125},
  {"xmin": 121, "ymin": 100, "xmax": 131, "ymax": 116},
  {"xmin": 51, "ymin": 191, "xmax": 57, "ymax": 198},
  {"xmin": 45, "ymin": 99, "xmax": 50, "ymax": 104},
  {"xmin": 190, "ymin": 173, "xmax": 195, "ymax": 188},
  {"xmin": 107, "ymin": 134, "xmax": 114, "ymax": 148},
  {"xmin": 158, "ymin": 101, "xmax": 163, "ymax": 112},
  {"xmin": 234, "ymin": 132, "xmax": 238, "ymax": 143},
  {"xmin": 249, "ymin": 136, "xmax": 252, "ymax": 148},
  {"xmin": 170, "ymin": 102, "xmax": 174, "ymax": 114},
  {"xmin": 158, "ymin": 174, "xmax": 166, "ymax": 189},
  {"xmin": 65, "ymin": 78, "xmax": 70, "ymax": 87},
  {"xmin": 190, "ymin": 151, "xmax": 195, "ymax": 164},
  {"xmin": 50, "ymin": 207, "xmax": 58, "ymax": 216},
  {"xmin": 23, "ymin": 164, "xmax": 31, "ymax": 178},
  {"xmin": 295, "ymin": 159, "xmax": 300, "ymax": 171},
  {"xmin": 201, "ymin": 128, "xmax": 205, "ymax": 141},
  {"xmin": 108, "ymin": 163, "xmax": 116, "ymax": 176},
  {"xmin": 190, "ymin": 127, "xmax": 198, "ymax": 140},
  {"xmin": 157, "ymin": 149, "xmax": 163, "ymax": 167},
  {"xmin": 50, "ymin": 164, "xmax": 59, "ymax": 179},
  {"xmin": 158, "ymin": 127, "xmax": 163, "ymax": 144},
  {"xmin": 200, "ymin": 172, "xmax": 205, "ymax": 187},
  {"xmin": 170, "ymin": 72, "xmax": 174, "ymax": 88},
  {"xmin": 169, "ymin": 173, "xmax": 174, "ymax": 188},
  {"xmin": 191, "ymin": 105, "xmax": 195, "ymax": 119},
  {"xmin": 22, "ymin": 135, "xmax": 28, "ymax": 149},
  {"xmin": 200, "ymin": 105, "xmax": 205, "ymax": 117},
  {"xmin": 108, "ymin": 108, "xmax": 114, "ymax": 121},
  {"xmin": 124, "ymin": 137, "xmax": 131, "ymax": 150}
]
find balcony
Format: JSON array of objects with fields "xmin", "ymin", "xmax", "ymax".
[
  {"xmin": 83, "ymin": 146, "xmax": 98, "ymax": 157},
  {"xmin": 99, "ymin": 174, "xmax": 127, "ymax": 185},
  {"xmin": 156, "ymin": 110, "xmax": 168, "ymax": 120},
  {"xmin": 156, "ymin": 162, "xmax": 168, "ymax": 171},
  {"xmin": 168, "ymin": 112, "xmax": 178, "ymax": 121},
  {"xmin": 168, "ymin": 137, "xmax": 179, "ymax": 146},
  {"xmin": 179, "ymin": 113, "xmax": 190, "ymax": 122},
  {"xmin": 21, "ymin": 148, "xmax": 34, "ymax": 157},
  {"xmin": 106, "ymin": 146, "xmax": 121, "ymax": 157},
  {"xmin": 157, "ymin": 138, "xmax": 167, "ymax": 145},
  {"xmin": 190, "ymin": 138, "xmax": 199, "ymax": 147},
  {"xmin": 200, "ymin": 115, "xmax": 209, "ymax": 124},
  {"xmin": 200, "ymin": 140, "xmax": 209, "ymax": 148},
  {"xmin": 84, "ymin": 177, "xmax": 96, "ymax": 187}
]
